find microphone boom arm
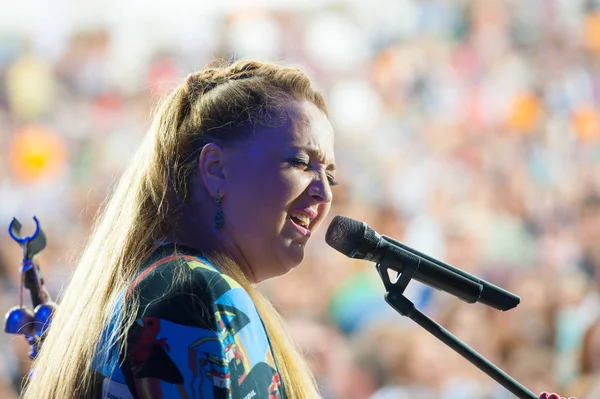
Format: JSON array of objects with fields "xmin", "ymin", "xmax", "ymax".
[{"xmin": 375, "ymin": 258, "xmax": 537, "ymax": 399}]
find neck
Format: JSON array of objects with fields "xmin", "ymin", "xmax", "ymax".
[{"xmin": 165, "ymin": 206, "xmax": 257, "ymax": 282}]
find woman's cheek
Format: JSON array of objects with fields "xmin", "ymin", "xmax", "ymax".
[{"xmin": 281, "ymin": 170, "xmax": 308, "ymax": 193}]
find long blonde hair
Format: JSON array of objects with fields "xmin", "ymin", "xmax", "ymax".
[{"xmin": 22, "ymin": 59, "xmax": 327, "ymax": 399}]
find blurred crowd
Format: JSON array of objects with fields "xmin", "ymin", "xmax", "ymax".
[{"xmin": 2, "ymin": 0, "xmax": 600, "ymax": 397}]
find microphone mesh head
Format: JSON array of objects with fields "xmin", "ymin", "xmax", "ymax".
[{"xmin": 325, "ymin": 215, "xmax": 367, "ymax": 258}]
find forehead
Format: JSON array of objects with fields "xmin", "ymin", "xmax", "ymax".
[
  {"xmin": 270, "ymin": 101, "xmax": 335, "ymax": 156},
  {"xmin": 295, "ymin": 101, "xmax": 334, "ymax": 141},
  {"xmin": 231, "ymin": 101, "xmax": 335, "ymax": 167}
]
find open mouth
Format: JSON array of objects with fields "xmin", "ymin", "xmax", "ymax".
[
  {"xmin": 289, "ymin": 214, "xmax": 312, "ymax": 237},
  {"xmin": 290, "ymin": 215, "xmax": 310, "ymax": 229}
]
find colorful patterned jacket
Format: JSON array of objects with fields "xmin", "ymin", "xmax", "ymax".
[{"xmin": 94, "ymin": 244, "xmax": 285, "ymax": 399}]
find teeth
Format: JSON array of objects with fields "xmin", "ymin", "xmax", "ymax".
[{"xmin": 290, "ymin": 213, "xmax": 311, "ymax": 227}]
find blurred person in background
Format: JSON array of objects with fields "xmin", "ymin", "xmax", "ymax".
[
  {"xmin": 358, "ymin": 323, "xmax": 448, "ymax": 399},
  {"xmin": 21, "ymin": 59, "xmax": 337, "ymax": 398},
  {"xmin": 494, "ymin": 271, "xmax": 558, "ymax": 351},
  {"xmin": 577, "ymin": 194, "xmax": 600, "ymax": 291},
  {"xmin": 286, "ymin": 316, "xmax": 379, "ymax": 399},
  {"xmin": 503, "ymin": 346, "xmax": 560, "ymax": 399},
  {"xmin": 567, "ymin": 318, "xmax": 600, "ymax": 398},
  {"xmin": 552, "ymin": 193, "xmax": 600, "ymax": 385},
  {"xmin": 436, "ymin": 299, "xmax": 502, "ymax": 399}
]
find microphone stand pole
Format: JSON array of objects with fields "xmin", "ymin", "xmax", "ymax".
[{"xmin": 376, "ymin": 261, "xmax": 537, "ymax": 399}]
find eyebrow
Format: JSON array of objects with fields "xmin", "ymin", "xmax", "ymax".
[{"xmin": 290, "ymin": 146, "xmax": 336, "ymax": 171}]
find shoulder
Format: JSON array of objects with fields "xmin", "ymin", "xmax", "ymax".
[
  {"xmin": 128, "ymin": 245, "xmax": 252, "ymax": 328},
  {"xmin": 132, "ymin": 250, "xmax": 238, "ymax": 296}
]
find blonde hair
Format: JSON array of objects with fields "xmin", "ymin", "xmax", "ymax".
[{"xmin": 22, "ymin": 59, "xmax": 327, "ymax": 398}]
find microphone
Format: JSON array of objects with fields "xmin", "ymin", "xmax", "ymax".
[{"xmin": 325, "ymin": 215, "xmax": 520, "ymax": 311}]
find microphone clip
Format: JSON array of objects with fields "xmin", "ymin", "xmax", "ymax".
[
  {"xmin": 375, "ymin": 246, "xmax": 421, "ymax": 296},
  {"xmin": 376, "ymin": 269, "xmax": 418, "ymax": 318}
]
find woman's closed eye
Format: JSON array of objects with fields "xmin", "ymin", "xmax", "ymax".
[
  {"xmin": 287, "ymin": 157, "xmax": 310, "ymax": 168},
  {"xmin": 287, "ymin": 157, "xmax": 338, "ymax": 186}
]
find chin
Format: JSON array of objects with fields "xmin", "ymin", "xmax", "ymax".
[
  {"xmin": 276, "ymin": 244, "xmax": 305, "ymax": 273},
  {"xmin": 256, "ymin": 263, "xmax": 295, "ymax": 282},
  {"xmin": 251, "ymin": 247, "xmax": 304, "ymax": 283},
  {"xmin": 288, "ymin": 242, "xmax": 307, "ymax": 263}
]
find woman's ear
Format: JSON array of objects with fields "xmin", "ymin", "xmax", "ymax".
[{"xmin": 198, "ymin": 143, "xmax": 226, "ymax": 197}]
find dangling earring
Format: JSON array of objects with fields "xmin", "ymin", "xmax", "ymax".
[{"xmin": 214, "ymin": 194, "xmax": 225, "ymax": 230}]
